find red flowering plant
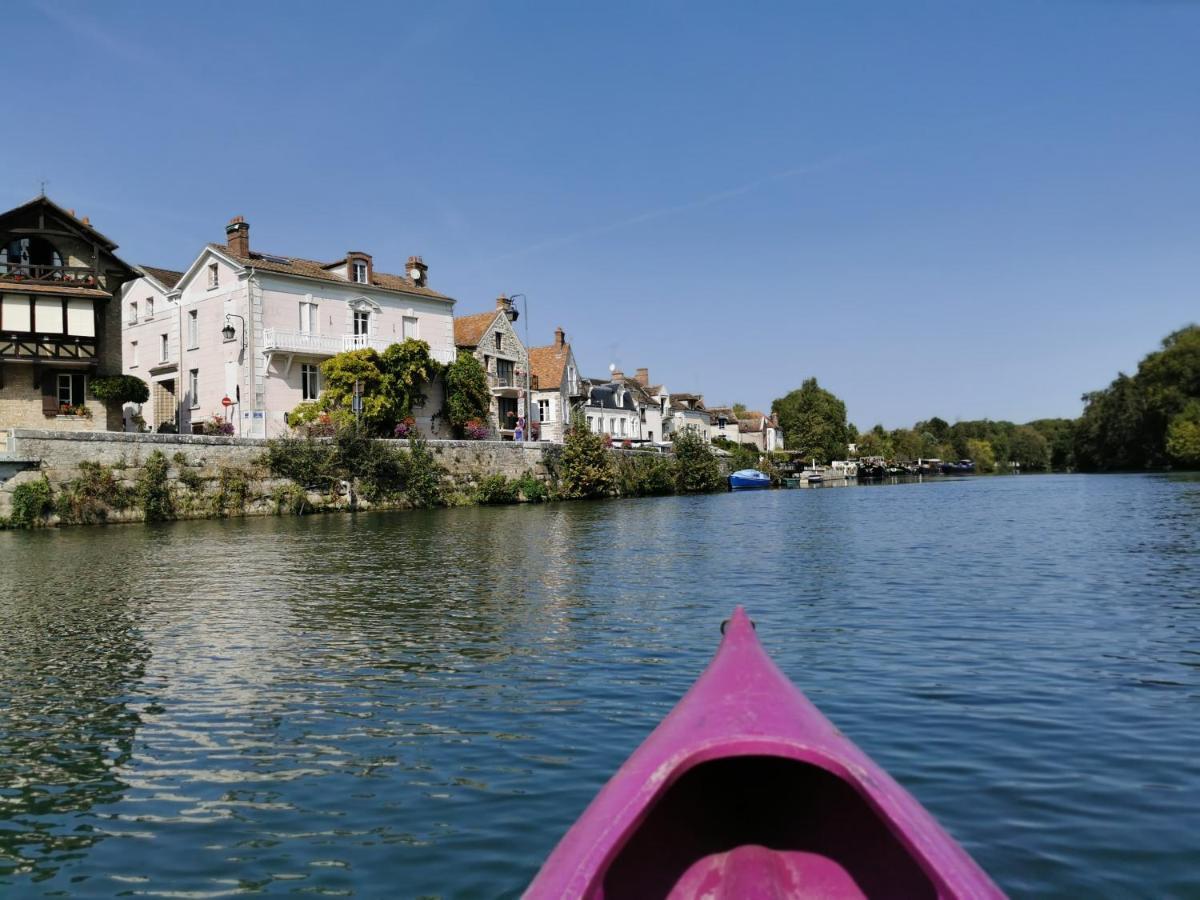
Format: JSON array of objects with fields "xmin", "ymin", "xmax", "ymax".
[
  {"xmin": 463, "ymin": 418, "xmax": 488, "ymax": 440},
  {"xmin": 393, "ymin": 416, "xmax": 417, "ymax": 438},
  {"xmin": 202, "ymin": 414, "xmax": 235, "ymax": 436}
]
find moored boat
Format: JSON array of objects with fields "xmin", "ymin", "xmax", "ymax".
[
  {"xmin": 729, "ymin": 469, "xmax": 771, "ymax": 490},
  {"xmin": 526, "ymin": 608, "xmax": 1002, "ymax": 899}
]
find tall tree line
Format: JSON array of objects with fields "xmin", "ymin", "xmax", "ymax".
[{"xmin": 770, "ymin": 324, "xmax": 1200, "ymax": 471}]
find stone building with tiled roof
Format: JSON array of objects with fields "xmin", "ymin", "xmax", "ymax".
[
  {"xmin": 737, "ymin": 410, "xmax": 784, "ymax": 452},
  {"xmin": 664, "ymin": 392, "xmax": 713, "ymax": 442},
  {"xmin": 122, "ymin": 215, "xmax": 456, "ymax": 437},
  {"xmin": 526, "ymin": 326, "xmax": 581, "ymax": 443},
  {"xmin": 453, "ymin": 296, "xmax": 529, "ymax": 440},
  {"xmin": 1, "ymin": 196, "xmax": 137, "ymax": 432},
  {"xmin": 706, "ymin": 406, "xmax": 743, "ymax": 445}
]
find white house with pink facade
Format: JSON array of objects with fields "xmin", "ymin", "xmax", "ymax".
[{"xmin": 121, "ymin": 216, "xmax": 456, "ymax": 437}]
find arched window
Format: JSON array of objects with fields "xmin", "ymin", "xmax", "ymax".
[{"xmin": 1, "ymin": 236, "xmax": 63, "ymax": 277}]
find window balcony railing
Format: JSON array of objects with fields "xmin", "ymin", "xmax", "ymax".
[
  {"xmin": 0, "ymin": 264, "xmax": 98, "ymax": 286},
  {"xmin": 262, "ymin": 328, "xmax": 456, "ymax": 364}
]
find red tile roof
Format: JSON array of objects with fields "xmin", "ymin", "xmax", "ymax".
[
  {"xmin": 453, "ymin": 311, "xmax": 501, "ymax": 348},
  {"xmin": 528, "ymin": 343, "xmax": 572, "ymax": 390}
]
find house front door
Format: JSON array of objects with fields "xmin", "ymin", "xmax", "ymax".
[{"xmin": 153, "ymin": 379, "xmax": 178, "ymax": 431}]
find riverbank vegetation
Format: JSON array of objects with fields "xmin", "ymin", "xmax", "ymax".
[
  {"xmin": 1073, "ymin": 325, "xmax": 1200, "ymax": 471},
  {"xmin": 769, "ymin": 324, "xmax": 1199, "ymax": 472}
]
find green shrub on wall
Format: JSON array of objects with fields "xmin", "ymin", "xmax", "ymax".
[
  {"xmin": 475, "ymin": 474, "xmax": 520, "ymax": 505},
  {"xmin": 672, "ymin": 430, "xmax": 724, "ymax": 494},
  {"xmin": 137, "ymin": 450, "xmax": 175, "ymax": 522},
  {"xmin": 516, "ymin": 472, "xmax": 548, "ymax": 502},
  {"xmin": 10, "ymin": 478, "xmax": 53, "ymax": 527},
  {"xmin": 55, "ymin": 461, "xmax": 133, "ymax": 524},
  {"xmin": 559, "ymin": 416, "xmax": 617, "ymax": 499},
  {"xmin": 404, "ymin": 438, "xmax": 444, "ymax": 508},
  {"xmin": 618, "ymin": 453, "xmax": 676, "ymax": 497}
]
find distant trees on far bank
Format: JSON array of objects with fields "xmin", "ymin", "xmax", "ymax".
[{"xmin": 768, "ymin": 323, "xmax": 1200, "ymax": 473}]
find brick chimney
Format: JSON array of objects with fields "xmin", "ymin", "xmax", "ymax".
[
  {"xmin": 634, "ymin": 367, "xmax": 649, "ymax": 386},
  {"xmin": 406, "ymin": 256, "xmax": 428, "ymax": 288},
  {"xmin": 226, "ymin": 216, "xmax": 250, "ymax": 257},
  {"xmin": 612, "ymin": 368, "xmax": 625, "ymax": 382},
  {"xmin": 554, "ymin": 326, "xmax": 565, "ymax": 348},
  {"xmin": 496, "ymin": 294, "xmax": 518, "ymax": 321}
]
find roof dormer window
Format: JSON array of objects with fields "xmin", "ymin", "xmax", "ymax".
[{"xmin": 353, "ymin": 260, "xmax": 368, "ymax": 284}]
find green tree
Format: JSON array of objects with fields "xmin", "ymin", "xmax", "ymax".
[
  {"xmin": 672, "ymin": 429, "xmax": 724, "ymax": 493},
  {"xmin": 308, "ymin": 341, "xmax": 441, "ymax": 436},
  {"xmin": 1008, "ymin": 425, "xmax": 1051, "ymax": 471},
  {"xmin": 559, "ymin": 414, "xmax": 617, "ymax": 499},
  {"xmin": 889, "ymin": 428, "xmax": 921, "ymax": 463},
  {"xmin": 379, "ymin": 339, "xmax": 441, "ymax": 425},
  {"xmin": 771, "ymin": 378, "xmax": 848, "ymax": 464},
  {"xmin": 1027, "ymin": 418, "xmax": 1076, "ymax": 469},
  {"xmin": 90, "ymin": 375, "xmax": 150, "ymax": 406},
  {"xmin": 444, "ymin": 352, "xmax": 491, "ymax": 434},
  {"xmin": 319, "ymin": 348, "xmax": 388, "ymax": 431},
  {"xmin": 1074, "ymin": 325, "xmax": 1200, "ymax": 470},
  {"xmin": 915, "ymin": 416, "xmax": 951, "ymax": 442},
  {"xmin": 1074, "ymin": 374, "xmax": 1153, "ymax": 470},
  {"xmin": 731, "ymin": 402, "xmax": 748, "ymax": 418},
  {"xmin": 855, "ymin": 427, "xmax": 890, "ymax": 459},
  {"xmin": 965, "ymin": 438, "xmax": 996, "ymax": 473},
  {"xmin": 1166, "ymin": 400, "xmax": 1200, "ymax": 468}
]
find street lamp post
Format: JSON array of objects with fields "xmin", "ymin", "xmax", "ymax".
[
  {"xmin": 506, "ymin": 293, "xmax": 530, "ymax": 441},
  {"xmin": 221, "ymin": 314, "xmax": 247, "ymax": 434}
]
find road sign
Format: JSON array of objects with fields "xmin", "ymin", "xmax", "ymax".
[{"xmin": 221, "ymin": 395, "xmax": 233, "ymax": 408}]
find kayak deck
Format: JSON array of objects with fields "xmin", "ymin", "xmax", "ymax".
[{"xmin": 526, "ymin": 607, "xmax": 1002, "ymax": 898}]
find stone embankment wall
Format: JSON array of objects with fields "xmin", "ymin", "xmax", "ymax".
[{"xmin": 0, "ymin": 430, "xmax": 557, "ymax": 525}]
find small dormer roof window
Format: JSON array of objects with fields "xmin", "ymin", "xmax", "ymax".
[{"xmin": 353, "ymin": 260, "xmax": 368, "ymax": 284}]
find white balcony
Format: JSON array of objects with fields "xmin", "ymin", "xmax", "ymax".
[{"xmin": 262, "ymin": 328, "xmax": 457, "ymax": 365}]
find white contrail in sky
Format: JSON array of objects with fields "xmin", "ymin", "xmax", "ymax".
[{"xmin": 484, "ymin": 147, "xmax": 877, "ymax": 264}]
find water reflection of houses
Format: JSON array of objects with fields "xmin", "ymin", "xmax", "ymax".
[{"xmin": 0, "ymin": 592, "xmax": 148, "ymax": 878}]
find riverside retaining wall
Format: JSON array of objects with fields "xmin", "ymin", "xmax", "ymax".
[{"xmin": 0, "ymin": 429, "xmax": 560, "ymax": 525}]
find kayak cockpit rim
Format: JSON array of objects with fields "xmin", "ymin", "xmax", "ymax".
[{"xmin": 573, "ymin": 738, "xmax": 961, "ymax": 899}]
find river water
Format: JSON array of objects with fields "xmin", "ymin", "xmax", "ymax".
[{"xmin": 1, "ymin": 474, "xmax": 1197, "ymax": 898}]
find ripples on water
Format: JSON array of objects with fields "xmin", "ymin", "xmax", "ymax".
[{"xmin": 1, "ymin": 474, "xmax": 1198, "ymax": 898}]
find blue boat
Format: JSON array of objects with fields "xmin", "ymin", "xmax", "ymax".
[{"xmin": 729, "ymin": 469, "xmax": 771, "ymax": 490}]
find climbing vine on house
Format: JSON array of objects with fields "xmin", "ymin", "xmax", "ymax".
[
  {"xmin": 286, "ymin": 340, "xmax": 444, "ymax": 436},
  {"xmin": 443, "ymin": 352, "xmax": 491, "ymax": 437}
]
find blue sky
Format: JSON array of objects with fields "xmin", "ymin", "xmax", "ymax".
[{"xmin": 7, "ymin": 1, "xmax": 1198, "ymax": 428}]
